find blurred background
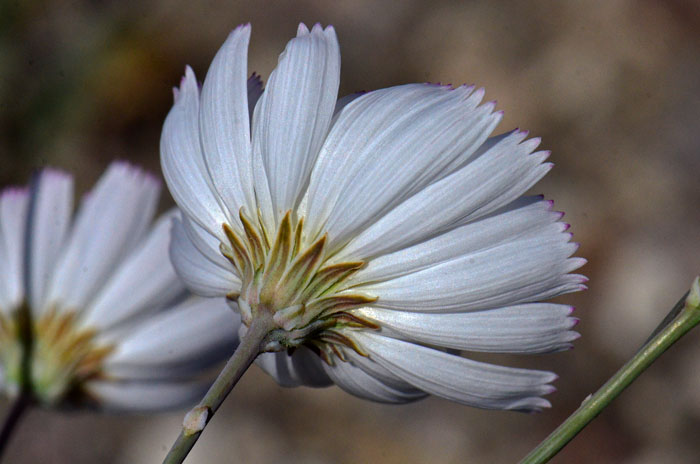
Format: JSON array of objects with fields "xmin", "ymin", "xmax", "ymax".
[{"xmin": 1, "ymin": 0, "xmax": 699, "ymax": 462}]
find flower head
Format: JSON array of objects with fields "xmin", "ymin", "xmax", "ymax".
[
  {"xmin": 161, "ymin": 23, "xmax": 586, "ymax": 412},
  {"xmin": 0, "ymin": 162, "xmax": 239, "ymax": 410}
]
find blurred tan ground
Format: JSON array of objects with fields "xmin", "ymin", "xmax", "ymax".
[{"xmin": 1, "ymin": 0, "xmax": 699, "ymax": 462}]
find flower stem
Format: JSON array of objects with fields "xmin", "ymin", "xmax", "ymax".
[
  {"xmin": 520, "ymin": 276, "xmax": 700, "ymax": 464},
  {"xmin": 0, "ymin": 391, "xmax": 31, "ymax": 462},
  {"xmin": 162, "ymin": 312, "xmax": 275, "ymax": 464},
  {"xmin": 0, "ymin": 302, "xmax": 34, "ymax": 461}
]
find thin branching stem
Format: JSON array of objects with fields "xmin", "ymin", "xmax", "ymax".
[{"xmin": 520, "ymin": 277, "xmax": 700, "ymax": 464}]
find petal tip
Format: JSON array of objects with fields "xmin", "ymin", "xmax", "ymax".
[
  {"xmin": 0, "ymin": 186, "xmax": 29, "ymax": 199},
  {"xmin": 523, "ymin": 397, "xmax": 552, "ymax": 414},
  {"xmin": 184, "ymin": 65, "xmax": 195, "ymax": 80},
  {"xmin": 228, "ymin": 24, "xmax": 252, "ymax": 41},
  {"xmin": 39, "ymin": 167, "xmax": 71, "ymax": 182}
]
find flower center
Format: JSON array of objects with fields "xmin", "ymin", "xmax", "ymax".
[
  {"xmin": 220, "ymin": 209, "xmax": 378, "ymax": 361},
  {"xmin": 0, "ymin": 306, "xmax": 113, "ymax": 405}
]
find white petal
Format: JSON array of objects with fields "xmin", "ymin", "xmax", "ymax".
[
  {"xmin": 200, "ymin": 25, "xmax": 256, "ymax": 217},
  {"xmin": 330, "ymin": 92, "xmax": 365, "ymax": 123},
  {"xmin": 180, "ymin": 214, "xmax": 235, "ymax": 274},
  {"xmin": 355, "ymin": 331, "xmax": 555, "ymax": 411},
  {"xmin": 251, "ymin": 141, "xmax": 275, "ymax": 233},
  {"xmin": 255, "ymin": 347, "xmax": 332, "ymax": 388},
  {"xmin": 0, "ymin": 188, "xmax": 28, "ymax": 312},
  {"xmin": 352, "ymin": 199, "xmax": 561, "ymax": 282},
  {"xmin": 161, "ymin": 66, "xmax": 230, "ymax": 240},
  {"xmin": 43, "ymin": 163, "xmax": 160, "ymax": 313},
  {"xmin": 26, "ymin": 169, "xmax": 73, "ymax": 311},
  {"xmin": 85, "ymin": 378, "xmax": 210, "ymax": 412},
  {"xmin": 102, "ymin": 296, "xmax": 238, "ymax": 380},
  {"xmin": 355, "ymin": 304, "xmax": 579, "ymax": 354},
  {"xmin": 337, "ymin": 131, "xmax": 549, "ymax": 260},
  {"xmin": 81, "ymin": 212, "xmax": 185, "ymax": 329},
  {"xmin": 296, "ymin": 93, "xmax": 366, "ymax": 217},
  {"xmin": 358, "ymin": 223, "xmax": 586, "ymax": 312},
  {"xmin": 252, "ymin": 23, "xmax": 340, "ymax": 224},
  {"xmin": 304, "ymin": 84, "xmax": 500, "ymax": 251},
  {"xmin": 323, "ymin": 353, "xmax": 426, "ymax": 404},
  {"xmin": 170, "ymin": 217, "xmax": 240, "ymax": 297}
]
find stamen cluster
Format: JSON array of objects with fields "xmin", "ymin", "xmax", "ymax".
[
  {"xmin": 221, "ymin": 209, "xmax": 377, "ymax": 362},
  {"xmin": 0, "ymin": 306, "xmax": 113, "ymax": 404}
]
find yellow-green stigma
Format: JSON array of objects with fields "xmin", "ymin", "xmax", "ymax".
[
  {"xmin": 220, "ymin": 209, "xmax": 378, "ymax": 362},
  {"xmin": 0, "ymin": 306, "xmax": 113, "ymax": 405}
]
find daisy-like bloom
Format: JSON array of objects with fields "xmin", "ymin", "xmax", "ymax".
[
  {"xmin": 162, "ymin": 23, "xmax": 585, "ymax": 414},
  {"xmin": 0, "ymin": 162, "xmax": 239, "ymax": 411}
]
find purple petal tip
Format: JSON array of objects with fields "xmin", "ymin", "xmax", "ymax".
[
  {"xmin": 40, "ymin": 167, "xmax": 70, "ymax": 180},
  {"xmin": 0, "ymin": 186, "xmax": 29, "ymax": 198}
]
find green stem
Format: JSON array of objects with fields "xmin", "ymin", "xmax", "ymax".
[
  {"xmin": 520, "ymin": 278, "xmax": 700, "ymax": 464},
  {"xmin": 162, "ymin": 313, "xmax": 275, "ymax": 464},
  {"xmin": 0, "ymin": 302, "xmax": 34, "ymax": 461},
  {"xmin": 0, "ymin": 391, "xmax": 31, "ymax": 462}
]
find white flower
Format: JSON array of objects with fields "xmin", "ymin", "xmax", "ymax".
[
  {"xmin": 0, "ymin": 162, "xmax": 239, "ymax": 411},
  {"xmin": 161, "ymin": 23, "xmax": 586, "ymax": 412}
]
